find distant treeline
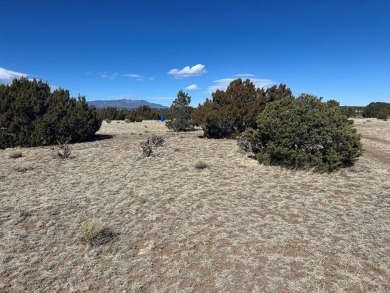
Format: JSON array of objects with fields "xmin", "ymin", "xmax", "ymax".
[
  {"xmin": 341, "ymin": 103, "xmax": 389, "ymax": 120},
  {"xmin": 362, "ymin": 102, "xmax": 390, "ymax": 120},
  {"xmin": 96, "ymin": 105, "xmax": 174, "ymax": 122},
  {"xmin": 97, "ymin": 102, "xmax": 389, "ymax": 122}
]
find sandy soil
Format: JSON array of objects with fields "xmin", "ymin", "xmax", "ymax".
[{"xmin": 0, "ymin": 118, "xmax": 389, "ymax": 292}]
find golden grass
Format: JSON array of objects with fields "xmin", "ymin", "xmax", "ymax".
[
  {"xmin": 8, "ymin": 150, "xmax": 23, "ymax": 159},
  {"xmin": 0, "ymin": 119, "xmax": 389, "ymax": 292}
]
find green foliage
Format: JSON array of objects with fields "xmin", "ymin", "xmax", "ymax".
[
  {"xmin": 98, "ymin": 107, "xmax": 126, "ymax": 120},
  {"xmin": 97, "ymin": 105, "xmax": 166, "ymax": 121},
  {"xmin": 376, "ymin": 110, "xmax": 388, "ymax": 121},
  {"xmin": 166, "ymin": 90, "xmax": 194, "ymax": 131},
  {"xmin": 246, "ymin": 94, "xmax": 363, "ymax": 172},
  {"xmin": 192, "ymin": 79, "xmax": 293, "ymax": 138},
  {"xmin": 79, "ymin": 218, "xmax": 115, "ymax": 246},
  {"xmin": 363, "ymin": 102, "xmax": 390, "ymax": 120},
  {"xmin": 0, "ymin": 78, "xmax": 101, "ymax": 149},
  {"xmin": 195, "ymin": 160, "xmax": 208, "ymax": 169}
]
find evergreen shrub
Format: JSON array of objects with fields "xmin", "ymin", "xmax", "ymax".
[
  {"xmin": 166, "ymin": 90, "xmax": 194, "ymax": 131},
  {"xmin": 246, "ymin": 94, "xmax": 363, "ymax": 172},
  {"xmin": 0, "ymin": 78, "xmax": 101, "ymax": 148},
  {"xmin": 192, "ymin": 79, "xmax": 293, "ymax": 138}
]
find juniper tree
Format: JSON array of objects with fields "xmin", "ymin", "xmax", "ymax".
[
  {"xmin": 166, "ymin": 90, "xmax": 194, "ymax": 131},
  {"xmin": 0, "ymin": 78, "xmax": 101, "ymax": 148},
  {"xmin": 246, "ymin": 94, "xmax": 363, "ymax": 172},
  {"xmin": 191, "ymin": 79, "xmax": 293, "ymax": 138}
]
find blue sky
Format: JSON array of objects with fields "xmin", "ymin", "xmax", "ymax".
[{"xmin": 1, "ymin": 0, "xmax": 389, "ymax": 107}]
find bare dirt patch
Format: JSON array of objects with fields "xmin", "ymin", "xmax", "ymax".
[{"xmin": 1, "ymin": 119, "xmax": 390, "ymax": 292}]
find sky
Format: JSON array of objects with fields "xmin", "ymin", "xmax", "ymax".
[{"xmin": 1, "ymin": 0, "xmax": 389, "ymax": 107}]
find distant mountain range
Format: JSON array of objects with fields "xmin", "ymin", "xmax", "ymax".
[{"xmin": 87, "ymin": 98, "xmax": 168, "ymax": 109}]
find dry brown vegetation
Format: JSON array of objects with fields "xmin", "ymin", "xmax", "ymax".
[{"xmin": 1, "ymin": 118, "xmax": 389, "ymax": 292}]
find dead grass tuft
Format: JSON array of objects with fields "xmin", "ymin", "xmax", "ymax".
[
  {"xmin": 79, "ymin": 218, "xmax": 115, "ymax": 246},
  {"xmin": 9, "ymin": 150, "xmax": 23, "ymax": 159},
  {"xmin": 57, "ymin": 141, "xmax": 72, "ymax": 159},
  {"xmin": 13, "ymin": 163, "xmax": 33, "ymax": 172}
]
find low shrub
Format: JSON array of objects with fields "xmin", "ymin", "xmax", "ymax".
[
  {"xmin": 9, "ymin": 150, "xmax": 23, "ymax": 159},
  {"xmin": 140, "ymin": 134, "xmax": 165, "ymax": 157},
  {"xmin": 195, "ymin": 160, "xmax": 208, "ymax": 169},
  {"xmin": 237, "ymin": 133, "xmax": 252, "ymax": 153},
  {"xmin": 377, "ymin": 110, "xmax": 388, "ymax": 121},
  {"xmin": 150, "ymin": 134, "xmax": 165, "ymax": 148},
  {"xmin": 79, "ymin": 218, "xmax": 115, "ymax": 246},
  {"xmin": 57, "ymin": 141, "xmax": 71, "ymax": 159},
  {"xmin": 140, "ymin": 140, "xmax": 153, "ymax": 157},
  {"xmin": 14, "ymin": 163, "xmax": 33, "ymax": 172}
]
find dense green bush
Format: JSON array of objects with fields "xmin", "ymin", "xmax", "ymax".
[
  {"xmin": 246, "ymin": 94, "xmax": 363, "ymax": 172},
  {"xmin": 376, "ymin": 110, "xmax": 388, "ymax": 121},
  {"xmin": 363, "ymin": 102, "xmax": 390, "ymax": 120},
  {"xmin": 166, "ymin": 90, "xmax": 194, "ymax": 131},
  {"xmin": 192, "ymin": 79, "xmax": 293, "ymax": 138},
  {"xmin": 0, "ymin": 78, "xmax": 101, "ymax": 148}
]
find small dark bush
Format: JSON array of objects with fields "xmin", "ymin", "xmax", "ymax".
[
  {"xmin": 376, "ymin": 110, "xmax": 388, "ymax": 121},
  {"xmin": 57, "ymin": 141, "xmax": 72, "ymax": 159},
  {"xmin": 237, "ymin": 133, "xmax": 252, "ymax": 153},
  {"xmin": 150, "ymin": 134, "xmax": 165, "ymax": 148},
  {"xmin": 140, "ymin": 134, "xmax": 165, "ymax": 157},
  {"xmin": 140, "ymin": 140, "xmax": 153, "ymax": 157},
  {"xmin": 195, "ymin": 160, "xmax": 208, "ymax": 169}
]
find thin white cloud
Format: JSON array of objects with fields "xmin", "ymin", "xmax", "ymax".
[
  {"xmin": 235, "ymin": 73, "xmax": 255, "ymax": 77},
  {"xmin": 185, "ymin": 84, "xmax": 199, "ymax": 91},
  {"xmin": 168, "ymin": 64, "xmax": 206, "ymax": 78},
  {"xmin": 100, "ymin": 72, "xmax": 119, "ymax": 80},
  {"xmin": 124, "ymin": 73, "xmax": 154, "ymax": 81},
  {"xmin": 207, "ymin": 76, "xmax": 276, "ymax": 93},
  {"xmin": 0, "ymin": 67, "xmax": 28, "ymax": 84}
]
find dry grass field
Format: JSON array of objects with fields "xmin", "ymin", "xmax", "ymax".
[{"xmin": 1, "ymin": 118, "xmax": 389, "ymax": 293}]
